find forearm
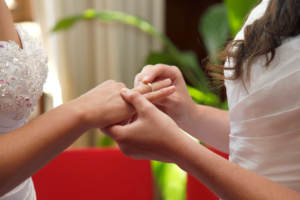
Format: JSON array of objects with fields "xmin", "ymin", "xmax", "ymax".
[
  {"xmin": 187, "ymin": 105, "xmax": 230, "ymax": 153},
  {"xmin": 0, "ymin": 102, "xmax": 86, "ymax": 196},
  {"xmin": 0, "ymin": 0, "xmax": 21, "ymax": 46},
  {"xmin": 0, "ymin": 79, "xmax": 173, "ymax": 196},
  {"xmin": 174, "ymin": 135, "xmax": 300, "ymax": 200}
]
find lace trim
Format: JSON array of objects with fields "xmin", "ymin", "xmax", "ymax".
[{"xmin": 0, "ymin": 25, "xmax": 48, "ymax": 121}]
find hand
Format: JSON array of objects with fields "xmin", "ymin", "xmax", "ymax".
[
  {"xmin": 135, "ymin": 64, "xmax": 197, "ymax": 133},
  {"xmin": 102, "ymin": 88, "xmax": 185, "ymax": 163},
  {"xmin": 70, "ymin": 79, "xmax": 176, "ymax": 130}
]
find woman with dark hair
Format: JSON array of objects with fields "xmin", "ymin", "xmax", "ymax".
[{"xmin": 104, "ymin": 0, "xmax": 300, "ymax": 199}]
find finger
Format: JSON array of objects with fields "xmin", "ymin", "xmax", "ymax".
[
  {"xmin": 134, "ymin": 65, "xmax": 164, "ymax": 86},
  {"xmin": 134, "ymin": 65, "xmax": 154, "ymax": 87},
  {"xmin": 134, "ymin": 73, "xmax": 142, "ymax": 87},
  {"xmin": 141, "ymin": 65, "xmax": 165, "ymax": 84},
  {"xmin": 101, "ymin": 125, "xmax": 125, "ymax": 141},
  {"xmin": 133, "ymin": 78, "xmax": 172, "ymax": 95},
  {"xmin": 121, "ymin": 88, "xmax": 155, "ymax": 116},
  {"xmin": 144, "ymin": 86, "xmax": 176, "ymax": 103},
  {"xmin": 141, "ymin": 64, "xmax": 178, "ymax": 84}
]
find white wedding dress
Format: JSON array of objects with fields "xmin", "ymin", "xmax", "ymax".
[
  {"xmin": 0, "ymin": 25, "xmax": 48, "ymax": 200},
  {"xmin": 226, "ymin": 0, "xmax": 300, "ymax": 192}
]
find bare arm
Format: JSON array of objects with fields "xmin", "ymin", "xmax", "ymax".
[
  {"xmin": 0, "ymin": 0, "xmax": 22, "ymax": 46},
  {"xmin": 0, "ymin": 102, "xmax": 84, "ymax": 196},
  {"xmin": 0, "ymin": 78, "xmax": 175, "ymax": 196},
  {"xmin": 175, "ymin": 135, "xmax": 300, "ymax": 200},
  {"xmin": 0, "ymin": 81, "xmax": 131, "ymax": 196},
  {"xmin": 189, "ymin": 105, "xmax": 230, "ymax": 153},
  {"xmin": 105, "ymin": 89, "xmax": 300, "ymax": 200}
]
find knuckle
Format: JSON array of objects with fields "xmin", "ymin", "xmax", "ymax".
[
  {"xmin": 140, "ymin": 104, "xmax": 153, "ymax": 115},
  {"xmin": 155, "ymin": 64, "xmax": 168, "ymax": 68},
  {"xmin": 135, "ymin": 73, "xmax": 141, "ymax": 80},
  {"xmin": 141, "ymin": 65, "xmax": 152, "ymax": 73},
  {"xmin": 129, "ymin": 91, "xmax": 140, "ymax": 101},
  {"xmin": 171, "ymin": 67, "xmax": 183, "ymax": 78},
  {"xmin": 170, "ymin": 66, "xmax": 180, "ymax": 74}
]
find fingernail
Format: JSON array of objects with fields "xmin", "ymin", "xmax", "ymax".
[{"xmin": 143, "ymin": 76, "xmax": 150, "ymax": 83}]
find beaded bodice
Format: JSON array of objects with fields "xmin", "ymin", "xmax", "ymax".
[{"xmin": 0, "ymin": 25, "xmax": 48, "ymax": 133}]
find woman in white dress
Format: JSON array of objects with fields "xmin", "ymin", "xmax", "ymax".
[
  {"xmin": 103, "ymin": 0, "xmax": 300, "ymax": 199},
  {"xmin": 0, "ymin": 0, "xmax": 176, "ymax": 199}
]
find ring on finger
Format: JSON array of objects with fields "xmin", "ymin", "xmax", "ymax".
[{"xmin": 146, "ymin": 83, "xmax": 154, "ymax": 92}]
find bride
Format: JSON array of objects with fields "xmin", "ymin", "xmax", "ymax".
[{"xmin": 0, "ymin": 0, "xmax": 175, "ymax": 199}]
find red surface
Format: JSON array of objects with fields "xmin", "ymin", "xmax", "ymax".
[
  {"xmin": 187, "ymin": 147, "xmax": 229, "ymax": 200},
  {"xmin": 32, "ymin": 148, "xmax": 153, "ymax": 200}
]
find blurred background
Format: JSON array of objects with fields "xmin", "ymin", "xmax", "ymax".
[
  {"xmin": 9, "ymin": 0, "xmax": 230, "ymax": 148},
  {"xmin": 7, "ymin": 0, "xmax": 258, "ymax": 199}
]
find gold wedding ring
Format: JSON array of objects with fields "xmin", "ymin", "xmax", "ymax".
[{"xmin": 147, "ymin": 83, "xmax": 154, "ymax": 92}]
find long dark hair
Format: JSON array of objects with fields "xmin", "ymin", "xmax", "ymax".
[{"xmin": 213, "ymin": 0, "xmax": 300, "ymax": 81}]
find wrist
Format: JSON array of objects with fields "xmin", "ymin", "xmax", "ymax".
[
  {"xmin": 62, "ymin": 100, "xmax": 91, "ymax": 133},
  {"xmin": 172, "ymin": 134, "xmax": 206, "ymax": 173},
  {"xmin": 189, "ymin": 104, "xmax": 210, "ymax": 128},
  {"xmin": 166, "ymin": 129, "xmax": 199, "ymax": 164},
  {"xmin": 178, "ymin": 102, "xmax": 199, "ymax": 133}
]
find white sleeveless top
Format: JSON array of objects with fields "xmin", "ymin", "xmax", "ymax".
[
  {"xmin": 0, "ymin": 25, "xmax": 48, "ymax": 199},
  {"xmin": 226, "ymin": 0, "xmax": 300, "ymax": 192}
]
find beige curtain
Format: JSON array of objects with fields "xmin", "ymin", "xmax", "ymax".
[{"xmin": 32, "ymin": 0, "xmax": 165, "ymax": 147}]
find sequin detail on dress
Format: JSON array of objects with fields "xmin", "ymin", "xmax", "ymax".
[{"xmin": 0, "ymin": 25, "xmax": 48, "ymax": 122}]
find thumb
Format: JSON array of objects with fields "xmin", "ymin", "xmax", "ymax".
[
  {"xmin": 101, "ymin": 125, "xmax": 127, "ymax": 141},
  {"xmin": 121, "ymin": 88, "xmax": 155, "ymax": 117}
]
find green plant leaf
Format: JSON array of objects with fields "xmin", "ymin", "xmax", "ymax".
[
  {"xmin": 52, "ymin": 15, "xmax": 82, "ymax": 32},
  {"xmin": 98, "ymin": 135, "xmax": 114, "ymax": 147},
  {"xmin": 152, "ymin": 161, "xmax": 167, "ymax": 193},
  {"xmin": 200, "ymin": 4, "xmax": 230, "ymax": 64},
  {"xmin": 187, "ymin": 86, "xmax": 221, "ymax": 107},
  {"xmin": 224, "ymin": 0, "xmax": 259, "ymax": 36},
  {"xmin": 220, "ymin": 100, "xmax": 229, "ymax": 110},
  {"xmin": 152, "ymin": 161, "xmax": 186, "ymax": 200},
  {"xmin": 145, "ymin": 51, "xmax": 177, "ymax": 66},
  {"xmin": 177, "ymin": 51, "xmax": 211, "ymax": 92}
]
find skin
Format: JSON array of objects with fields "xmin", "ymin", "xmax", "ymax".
[
  {"xmin": 104, "ymin": 88, "xmax": 300, "ymax": 200},
  {"xmin": 0, "ymin": 1, "xmax": 176, "ymax": 196},
  {"xmin": 3, "ymin": 0, "xmax": 299, "ymax": 199},
  {"xmin": 0, "ymin": 0, "xmax": 21, "ymax": 47},
  {"xmin": 135, "ymin": 64, "xmax": 230, "ymax": 153}
]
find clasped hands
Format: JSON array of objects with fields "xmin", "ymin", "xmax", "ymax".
[{"xmin": 73, "ymin": 64, "xmax": 197, "ymax": 163}]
